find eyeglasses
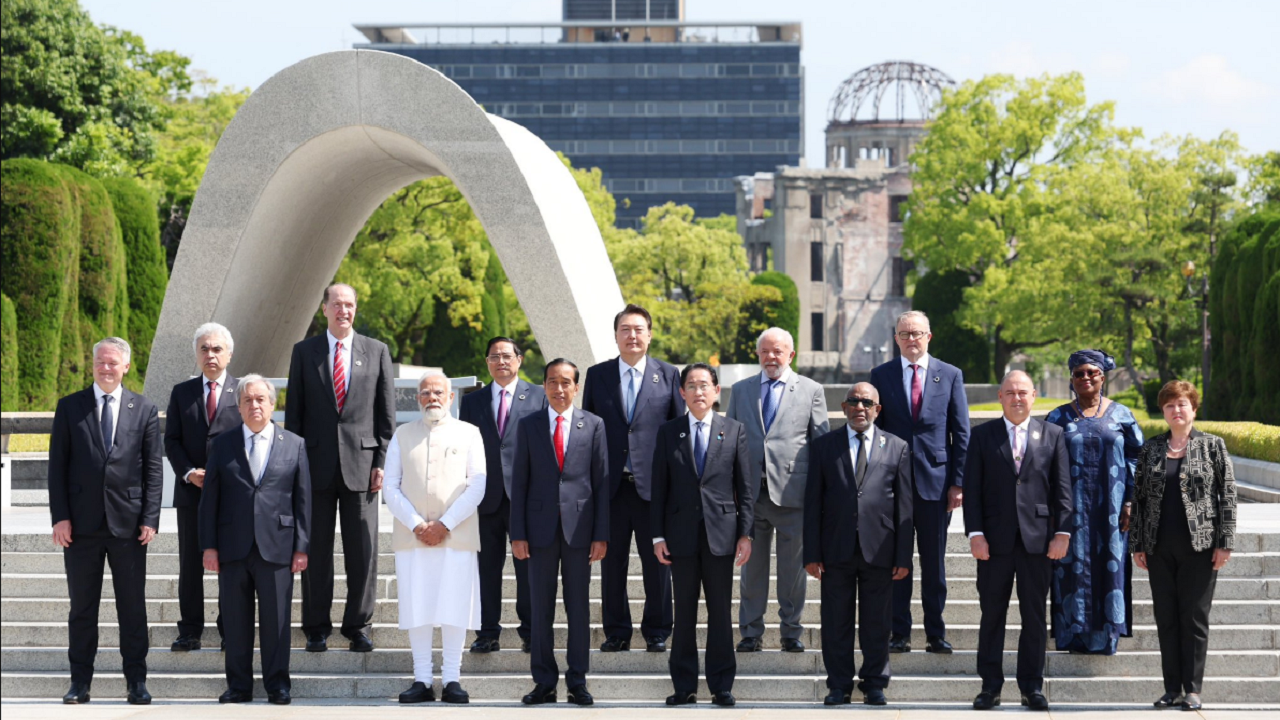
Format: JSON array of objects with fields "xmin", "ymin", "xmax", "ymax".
[
  {"xmin": 844, "ymin": 398, "xmax": 877, "ymax": 408},
  {"xmin": 486, "ymin": 354, "xmax": 518, "ymax": 363},
  {"xmin": 1071, "ymin": 369, "xmax": 1103, "ymax": 380},
  {"xmin": 896, "ymin": 331, "xmax": 928, "ymax": 340},
  {"xmin": 683, "ymin": 383, "xmax": 715, "ymax": 394}
]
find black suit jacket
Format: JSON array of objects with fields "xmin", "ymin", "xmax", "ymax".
[
  {"xmin": 650, "ymin": 413, "xmax": 755, "ymax": 557},
  {"xmin": 164, "ymin": 375, "xmax": 242, "ymax": 508},
  {"xmin": 199, "ymin": 424, "xmax": 312, "ymax": 566},
  {"xmin": 804, "ymin": 427, "xmax": 914, "ymax": 569},
  {"xmin": 48, "ymin": 386, "xmax": 163, "ymax": 537},
  {"xmin": 581, "ymin": 356, "xmax": 685, "ymax": 500},
  {"xmin": 869, "ymin": 357, "xmax": 970, "ymax": 501},
  {"xmin": 963, "ymin": 417, "xmax": 1072, "ymax": 555},
  {"xmin": 510, "ymin": 408, "xmax": 610, "ymax": 549},
  {"xmin": 459, "ymin": 379, "xmax": 547, "ymax": 514},
  {"xmin": 284, "ymin": 333, "xmax": 395, "ymax": 492}
]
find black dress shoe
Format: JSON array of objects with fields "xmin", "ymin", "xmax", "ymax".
[
  {"xmin": 521, "ymin": 638, "xmax": 531, "ymax": 653},
  {"xmin": 305, "ymin": 634, "xmax": 328, "ymax": 652},
  {"xmin": 522, "ymin": 683, "xmax": 557, "ymax": 705},
  {"xmin": 973, "ymin": 691, "xmax": 1000, "ymax": 710},
  {"xmin": 470, "ymin": 637, "xmax": 500, "ymax": 653},
  {"xmin": 925, "ymin": 636, "xmax": 953, "ymax": 654},
  {"xmin": 667, "ymin": 691, "xmax": 697, "ymax": 705},
  {"xmin": 442, "ymin": 681, "xmax": 470, "ymax": 704},
  {"xmin": 824, "ymin": 689, "xmax": 852, "ymax": 705},
  {"xmin": 781, "ymin": 638, "xmax": 805, "ymax": 652},
  {"xmin": 1155, "ymin": 692, "xmax": 1184, "ymax": 708},
  {"xmin": 127, "ymin": 681, "xmax": 151, "ymax": 705},
  {"xmin": 1182, "ymin": 693, "xmax": 1202, "ymax": 711},
  {"xmin": 399, "ymin": 681, "xmax": 435, "ymax": 703},
  {"xmin": 62, "ymin": 682, "xmax": 90, "ymax": 704},
  {"xmin": 647, "ymin": 639, "xmax": 667, "ymax": 652},
  {"xmin": 348, "ymin": 632, "xmax": 373, "ymax": 652},
  {"xmin": 566, "ymin": 685, "xmax": 594, "ymax": 706},
  {"xmin": 220, "ymin": 638, "xmax": 226, "ymax": 652},
  {"xmin": 736, "ymin": 636, "xmax": 762, "ymax": 652},
  {"xmin": 171, "ymin": 635, "xmax": 202, "ymax": 652},
  {"xmin": 1021, "ymin": 692, "xmax": 1049, "ymax": 711},
  {"xmin": 268, "ymin": 690, "xmax": 291, "ymax": 705},
  {"xmin": 600, "ymin": 636, "xmax": 630, "ymax": 652},
  {"xmin": 859, "ymin": 682, "xmax": 886, "ymax": 706},
  {"xmin": 888, "ymin": 634, "xmax": 910, "ymax": 653},
  {"xmin": 711, "ymin": 691, "xmax": 736, "ymax": 707},
  {"xmin": 219, "ymin": 689, "xmax": 254, "ymax": 703}
]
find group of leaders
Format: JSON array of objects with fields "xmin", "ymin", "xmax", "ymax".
[{"xmin": 47, "ymin": 283, "xmax": 1238, "ymax": 710}]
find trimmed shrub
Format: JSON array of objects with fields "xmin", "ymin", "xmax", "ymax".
[
  {"xmin": 1, "ymin": 293, "xmax": 17, "ymax": 411},
  {"xmin": 0, "ymin": 159, "xmax": 79, "ymax": 409},
  {"xmin": 103, "ymin": 177, "xmax": 167, "ymax": 378},
  {"xmin": 911, "ymin": 269, "xmax": 992, "ymax": 382},
  {"xmin": 751, "ymin": 271, "xmax": 799, "ymax": 368},
  {"xmin": 1136, "ymin": 420, "xmax": 1280, "ymax": 464}
]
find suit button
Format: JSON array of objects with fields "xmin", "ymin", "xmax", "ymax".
[
  {"xmin": 500, "ymin": 443, "xmax": 506, "ymax": 449},
  {"xmin": 858, "ymin": 491, "xmax": 863, "ymax": 498},
  {"xmin": 628, "ymin": 428, "xmax": 633, "ymax": 434}
]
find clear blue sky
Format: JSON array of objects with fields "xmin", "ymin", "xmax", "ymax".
[{"xmin": 84, "ymin": 0, "xmax": 1279, "ymax": 166}]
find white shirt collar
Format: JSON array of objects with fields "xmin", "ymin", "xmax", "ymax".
[
  {"xmin": 201, "ymin": 370, "xmax": 228, "ymax": 388},
  {"xmin": 688, "ymin": 410, "xmax": 714, "ymax": 435},
  {"xmin": 327, "ymin": 329, "xmax": 355, "ymax": 353},
  {"xmin": 901, "ymin": 353, "xmax": 931, "ymax": 372},
  {"xmin": 846, "ymin": 423, "xmax": 875, "ymax": 445},
  {"xmin": 242, "ymin": 422, "xmax": 274, "ymax": 445},
  {"xmin": 619, "ymin": 355, "xmax": 647, "ymax": 379},
  {"xmin": 93, "ymin": 383, "xmax": 123, "ymax": 404},
  {"xmin": 1003, "ymin": 416, "xmax": 1031, "ymax": 437},
  {"xmin": 761, "ymin": 367, "xmax": 792, "ymax": 386},
  {"xmin": 548, "ymin": 405, "xmax": 573, "ymax": 423},
  {"xmin": 493, "ymin": 377, "xmax": 519, "ymax": 398}
]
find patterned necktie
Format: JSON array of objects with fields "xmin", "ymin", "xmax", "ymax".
[
  {"xmin": 762, "ymin": 379, "xmax": 782, "ymax": 432},
  {"xmin": 854, "ymin": 432, "xmax": 868, "ymax": 489},
  {"xmin": 625, "ymin": 368, "xmax": 638, "ymax": 423},
  {"xmin": 250, "ymin": 434, "xmax": 268, "ymax": 485},
  {"xmin": 497, "ymin": 389, "xmax": 510, "ymax": 437},
  {"xmin": 554, "ymin": 415, "xmax": 566, "ymax": 471},
  {"xmin": 1013, "ymin": 426, "xmax": 1023, "ymax": 474},
  {"xmin": 100, "ymin": 395, "xmax": 114, "ymax": 453},
  {"xmin": 910, "ymin": 364, "xmax": 923, "ymax": 422},
  {"xmin": 694, "ymin": 421, "xmax": 707, "ymax": 477},
  {"xmin": 206, "ymin": 380, "xmax": 218, "ymax": 424},
  {"xmin": 333, "ymin": 341, "xmax": 347, "ymax": 413}
]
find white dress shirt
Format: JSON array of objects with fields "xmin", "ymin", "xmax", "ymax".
[
  {"xmin": 901, "ymin": 353, "xmax": 931, "ymax": 408},
  {"xmin": 242, "ymin": 423, "xmax": 275, "ymax": 480},
  {"xmin": 491, "ymin": 378, "xmax": 520, "ymax": 420},
  {"xmin": 619, "ymin": 355, "xmax": 648, "ymax": 390},
  {"xmin": 92, "ymin": 383, "xmax": 123, "ymax": 448},
  {"xmin": 968, "ymin": 417, "xmax": 1068, "ymax": 539},
  {"xmin": 653, "ymin": 410, "xmax": 716, "ymax": 546},
  {"xmin": 326, "ymin": 330, "xmax": 354, "ymax": 382},
  {"xmin": 760, "ymin": 367, "xmax": 792, "ymax": 407},
  {"xmin": 548, "ymin": 405, "xmax": 573, "ymax": 448},
  {"xmin": 201, "ymin": 370, "xmax": 229, "ymax": 413},
  {"xmin": 846, "ymin": 423, "xmax": 876, "ymax": 466}
]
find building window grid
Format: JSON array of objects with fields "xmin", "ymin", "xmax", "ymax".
[
  {"xmin": 488, "ymin": 100, "xmax": 801, "ymax": 118},
  {"xmin": 604, "ymin": 178, "xmax": 737, "ymax": 193},
  {"xmin": 548, "ymin": 138, "xmax": 801, "ymax": 155},
  {"xmin": 437, "ymin": 62, "xmax": 800, "ymax": 81}
]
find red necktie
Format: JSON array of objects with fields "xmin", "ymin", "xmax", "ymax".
[
  {"xmin": 910, "ymin": 364, "xmax": 923, "ymax": 422},
  {"xmin": 206, "ymin": 380, "xmax": 218, "ymax": 424},
  {"xmin": 554, "ymin": 415, "xmax": 566, "ymax": 471},
  {"xmin": 333, "ymin": 341, "xmax": 347, "ymax": 413}
]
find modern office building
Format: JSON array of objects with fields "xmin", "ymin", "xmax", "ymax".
[{"xmin": 355, "ymin": 2, "xmax": 802, "ymax": 226}]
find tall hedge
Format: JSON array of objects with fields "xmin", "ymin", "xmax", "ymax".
[
  {"xmin": 911, "ymin": 269, "xmax": 992, "ymax": 382},
  {"xmin": 103, "ymin": 177, "xmax": 167, "ymax": 378},
  {"xmin": 1, "ymin": 293, "xmax": 17, "ymax": 411},
  {"xmin": 751, "ymin": 271, "xmax": 800, "ymax": 367},
  {"xmin": 0, "ymin": 159, "xmax": 80, "ymax": 409}
]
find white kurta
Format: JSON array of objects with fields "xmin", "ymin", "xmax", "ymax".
[{"xmin": 383, "ymin": 422, "xmax": 486, "ymax": 629}]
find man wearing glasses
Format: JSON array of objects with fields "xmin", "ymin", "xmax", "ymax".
[
  {"xmin": 869, "ymin": 311, "xmax": 970, "ymax": 655},
  {"xmin": 459, "ymin": 337, "xmax": 546, "ymax": 653}
]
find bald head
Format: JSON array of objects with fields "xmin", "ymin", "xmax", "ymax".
[
  {"xmin": 998, "ymin": 370, "xmax": 1037, "ymax": 424},
  {"xmin": 850, "ymin": 382, "xmax": 880, "ymax": 403}
]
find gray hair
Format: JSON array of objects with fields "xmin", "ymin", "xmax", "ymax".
[
  {"xmin": 323, "ymin": 283, "xmax": 358, "ymax": 304},
  {"xmin": 417, "ymin": 369, "xmax": 450, "ymax": 389},
  {"xmin": 191, "ymin": 322, "xmax": 234, "ymax": 354},
  {"xmin": 895, "ymin": 310, "xmax": 931, "ymax": 332},
  {"xmin": 92, "ymin": 337, "xmax": 132, "ymax": 363},
  {"xmin": 236, "ymin": 374, "xmax": 277, "ymax": 405},
  {"xmin": 755, "ymin": 327, "xmax": 795, "ymax": 353}
]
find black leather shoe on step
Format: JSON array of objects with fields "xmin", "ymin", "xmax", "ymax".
[
  {"xmin": 925, "ymin": 636, "xmax": 953, "ymax": 654},
  {"xmin": 442, "ymin": 681, "xmax": 470, "ymax": 704},
  {"xmin": 170, "ymin": 635, "xmax": 202, "ymax": 652},
  {"xmin": 348, "ymin": 632, "xmax": 373, "ymax": 652},
  {"xmin": 1021, "ymin": 692, "xmax": 1049, "ymax": 711},
  {"xmin": 219, "ymin": 689, "xmax": 253, "ymax": 703},
  {"xmin": 600, "ymin": 637, "xmax": 630, "ymax": 652},
  {"xmin": 305, "ymin": 634, "xmax": 327, "ymax": 652},
  {"xmin": 521, "ymin": 638, "xmax": 531, "ymax": 653},
  {"xmin": 781, "ymin": 638, "xmax": 805, "ymax": 652},
  {"xmin": 127, "ymin": 682, "xmax": 151, "ymax": 705},
  {"xmin": 62, "ymin": 682, "xmax": 90, "ymax": 704},
  {"xmin": 859, "ymin": 682, "xmax": 886, "ymax": 706},
  {"xmin": 522, "ymin": 683, "xmax": 557, "ymax": 705},
  {"xmin": 1182, "ymin": 693, "xmax": 1202, "ymax": 711},
  {"xmin": 824, "ymin": 689, "xmax": 852, "ymax": 705},
  {"xmin": 566, "ymin": 685, "xmax": 594, "ymax": 706},
  {"xmin": 470, "ymin": 637, "xmax": 500, "ymax": 653},
  {"xmin": 711, "ymin": 691, "xmax": 736, "ymax": 707},
  {"xmin": 399, "ymin": 681, "xmax": 435, "ymax": 703},
  {"xmin": 736, "ymin": 636, "xmax": 762, "ymax": 652},
  {"xmin": 1155, "ymin": 692, "xmax": 1184, "ymax": 708},
  {"xmin": 647, "ymin": 639, "xmax": 667, "ymax": 652},
  {"xmin": 973, "ymin": 691, "xmax": 1000, "ymax": 710},
  {"xmin": 888, "ymin": 634, "xmax": 910, "ymax": 653},
  {"xmin": 268, "ymin": 690, "xmax": 291, "ymax": 705},
  {"xmin": 667, "ymin": 691, "xmax": 697, "ymax": 706}
]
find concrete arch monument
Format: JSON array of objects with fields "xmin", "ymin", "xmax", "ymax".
[{"xmin": 144, "ymin": 50, "xmax": 623, "ymax": 404}]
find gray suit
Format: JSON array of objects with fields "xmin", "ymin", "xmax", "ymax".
[{"xmin": 726, "ymin": 371, "xmax": 829, "ymax": 641}]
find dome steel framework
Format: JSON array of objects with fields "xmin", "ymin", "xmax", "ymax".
[{"xmin": 827, "ymin": 60, "xmax": 954, "ymax": 124}]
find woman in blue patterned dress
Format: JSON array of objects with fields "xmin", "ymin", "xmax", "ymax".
[{"xmin": 1044, "ymin": 349, "xmax": 1144, "ymax": 655}]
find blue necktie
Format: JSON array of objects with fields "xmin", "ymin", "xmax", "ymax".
[
  {"xmin": 100, "ymin": 395, "xmax": 114, "ymax": 454},
  {"xmin": 625, "ymin": 368, "xmax": 638, "ymax": 423},
  {"xmin": 694, "ymin": 421, "xmax": 707, "ymax": 477},
  {"xmin": 761, "ymin": 379, "xmax": 781, "ymax": 432}
]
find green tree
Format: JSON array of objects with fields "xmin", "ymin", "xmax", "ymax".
[
  {"xmin": 748, "ymin": 271, "xmax": 800, "ymax": 365},
  {"xmin": 1, "ymin": 293, "xmax": 17, "ymax": 411},
  {"xmin": 102, "ymin": 177, "xmax": 167, "ymax": 377},
  {"xmin": 911, "ymin": 270, "xmax": 992, "ymax": 382}
]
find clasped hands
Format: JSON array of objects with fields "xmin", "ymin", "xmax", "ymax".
[
  {"xmin": 969, "ymin": 533, "xmax": 1070, "ymax": 561},
  {"xmin": 413, "ymin": 520, "xmax": 449, "ymax": 546}
]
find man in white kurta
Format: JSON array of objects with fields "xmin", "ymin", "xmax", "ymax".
[{"xmin": 383, "ymin": 373, "xmax": 485, "ymax": 704}]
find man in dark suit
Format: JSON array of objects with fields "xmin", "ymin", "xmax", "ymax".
[
  {"xmin": 651, "ymin": 363, "xmax": 754, "ymax": 707},
  {"xmin": 511, "ymin": 359, "xmax": 609, "ymax": 706},
  {"xmin": 285, "ymin": 283, "xmax": 395, "ymax": 653},
  {"xmin": 964, "ymin": 371, "xmax": 1072, "ymax": 711},
  {"xmin": 48, "ymin": 337, "xmax": 162, "ymax": 705},
  {"xmin": 459, "ymin": 336, "xmax": 546, "ymax": 653},
  {"xmin": 582, "ymin": 303, "xmax": 684, "ymax": 652},
  {"xmin": 164, "ymin": 322, "xmax": 241, "ymax": 652},
  {"xmin": 869, "ymin": 310, "xmax": 970, "ymax": 654},
  {"xmin": 804, "ymin": 383, "xmax": 914, "ymax": 706},
  {"xmin": 200, "ymin": 375, "xmax": 311, "ymax": 705}
]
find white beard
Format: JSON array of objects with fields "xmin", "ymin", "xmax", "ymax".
[{"xmin": 423, "ymin": 406, "xmax": 448, "ymax": 424}]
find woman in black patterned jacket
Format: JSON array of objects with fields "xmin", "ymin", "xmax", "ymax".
[{"xmin": 1131, "ymin": 381, "xmax": 1237, "ymax": 712}]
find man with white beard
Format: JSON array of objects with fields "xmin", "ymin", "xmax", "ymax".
[{"xmin": 383, "ymin": 372, "xmax": 486, "ymax": 703}]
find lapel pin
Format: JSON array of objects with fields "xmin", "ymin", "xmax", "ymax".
[
  {"xmin": 879, "ymin": 435, "xmax": 886, "ymax": 448},
  {"xmin": 717, "ymin": 432, "xmax": 725, "ymax": 441},
  {"xmin": 1032, "ymin": 430, "xmax": 1041, "ymax": 440},
  {"xmin": 789, "ymin": 385, "xmax": 795, "ymax": 392},
  {"xmin": 355, "ymin": 360, "xmax": 363, "ymax": 367},
  {"xmin": 519, "ymin": 394, "xmax": 526, "ymax": 400},
  {"xmin": 278, "ymin": 434, "xmax": 284, "ymax": 440},
  {"xmin": 933, "ymin": 376, "xmax": 940, "ymax": 383},
  {"xmin": 576, "ymin": 421, "xmax": 584, "ymax": 429},
  {"xmin": 652, "ymin": 374, "xmax": 659, "ymax": 383},
  {"xmin": 679, "ymin": 432, "xmax": 687, "ymax": 438},
  {"xmin": 127, "ymin": 402, "xmax": 134, "ymax": 409}
]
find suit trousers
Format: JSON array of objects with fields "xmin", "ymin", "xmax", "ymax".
[
  {"xmin": 220, "ymin": 545, "xmax": 293, "ymax": 694},
  {"xmin": 1147, "ymin": 538, "xmax": 1217, "ymax": 694},
  {"xmin": 601, "ymin": 479, "xmax": 672, "ymax": 642},
  {"xmin": 528, "ymin": 529, "xmax": 591, "ymax": 689},
  {"xmin": 976, "ymin": 536, "xmax": 1051, "ymax": 694},
  {"xmin": 893, "ymin": 492, "xmax": 949, "ymax": 639},
  {"xmin": 739, "ymin": 493, "xmax": 806, "ymax": 640},
  {"xmin": 301, "ymin": 477, "xmax": 378, "ymax": 638},
  {"xmin": 175, "ymin": 503, "xmax": 222, "ymax": 639},
  {"xmin": 821, "ymin": 549, "xmax": 894, "ymax": 691},
  {"xmin": 64, "ymin": 528, "xmax": 149, "ymax": 685},
  {"xmin": 670, "ymin": 523, "xmax": 736, "ymax": 694},
  {"xmin": 477, "ymin": 496, "xmax": 531, "ymax": 641}
]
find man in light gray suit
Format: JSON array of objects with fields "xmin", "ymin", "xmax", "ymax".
[{"xmin": 726, "ymin": 327, "xmax": 829, "ymax": 652}]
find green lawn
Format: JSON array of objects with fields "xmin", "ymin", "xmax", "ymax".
[{"xmin": 969, "ymin": 398, "xmax": 1070, "ymax": 412}]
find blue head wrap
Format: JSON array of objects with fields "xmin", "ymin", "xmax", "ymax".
[{"xmin": 1068, "ymin": 349, "xmax": 1116, "ymax": 373}]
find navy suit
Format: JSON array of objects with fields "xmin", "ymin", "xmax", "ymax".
[
  {"xmin": 510, "ymin": 408, "xmax": 609, "ymax": 688},
  {"xmin": 459, "ymin": 380, "xmax": 546, "ymax": 643},
  {"xmin": 582, "ymin": 356, "xmax": 684, "ymax": 644},
  {"xmin": 164, "ymin": 374, "xmax": 240, "ymax": 640},
  {"xmin": 963, "ymin": 417, "xmax": 1071, "ymax": 695},
  {"xmin": 48, "ymin": 385, "xmax": 163, "ymax": 687},
  {"xmin": 870, "ymin": 356, "xmax": 970, "ymax": 641},
  {"xmin": 200, "ymin": 424, "xmax": 311, "ymax": 695}
]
